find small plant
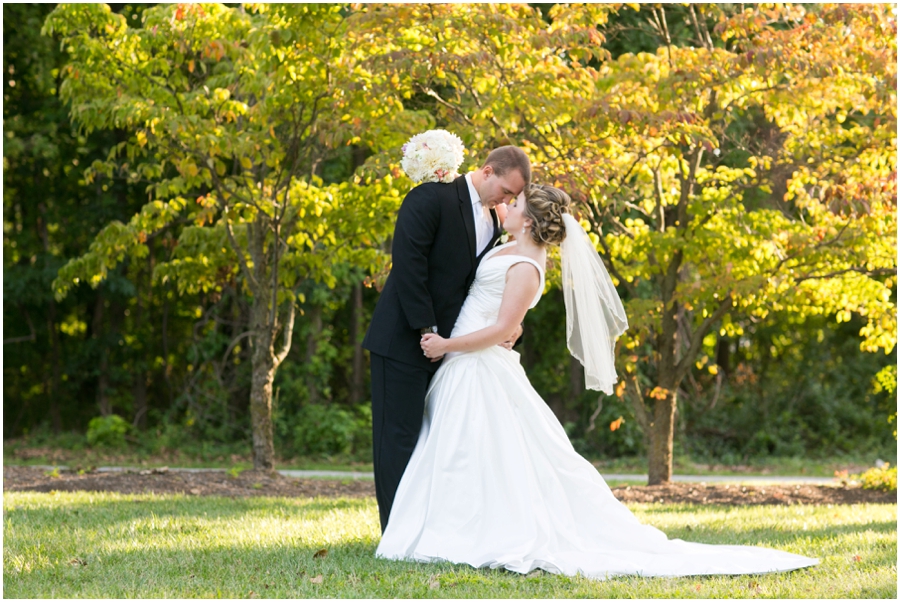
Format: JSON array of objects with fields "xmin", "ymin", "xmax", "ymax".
[
  {"xmin": 86, "ymin": 415, "xmax": 131, "ymax": 448},
  {"xmin": 293, "ymin": 404, "xmax": 357, "ymax": 456},
  {"xmin": 227, "ymin": 466, "xmax": 245, "ymax": 479},
  {"xmin": 44, "ymin": 467, "xmax": 60, "ymax": 478},
  {"xmin": 252, "ymin": 482, "xmax": 263, "ymax": 490},
  {"xmin": 852, "ymin": 464, "xmax": 897, "ymax": 492}
]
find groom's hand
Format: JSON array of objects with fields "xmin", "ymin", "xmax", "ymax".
[{"xmin": 421, "ymin": 333, "xmax": 447, "ymax": 361}]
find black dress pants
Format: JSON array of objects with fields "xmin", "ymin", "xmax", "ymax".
[{"xmin": 370, "ymin": 352, "xmax": 434, "ymax": 533}]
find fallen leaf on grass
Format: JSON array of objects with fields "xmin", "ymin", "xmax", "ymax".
[
  {"xmin": 853, "ymin": 555, "xmax": 862, "ymax": 562},
  {"xmin": 695, "ymin": 584, "xmax": 702, "ymax": 591},
  {"xmin": 68, "ymin": 558, "xmax": 87, "ymax": 567},
  {"xmin": 313, "ymin": 548, "xmax": 328, "ymax": 559},
  {"xmin": 247, "ymin": 591, "xmax": 257, "ymax": 598},
  {"xmin": 310, "ymin": 574, "xmax": 324, "ymax": 584},
  {"xmin": 428, "ymin": 576, "xmax": 440, "ymax": 590}
]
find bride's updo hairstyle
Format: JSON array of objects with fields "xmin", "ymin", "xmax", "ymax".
[{"xmin": 523, "ymin": 184, "xmax": 571, "ymax": 246}]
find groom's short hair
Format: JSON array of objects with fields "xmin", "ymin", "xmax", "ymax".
[{"xmin": 483, "ymin": 146, "xmax": 531, "ymax": 185}]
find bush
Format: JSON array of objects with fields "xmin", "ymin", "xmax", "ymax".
[
  {"xmin": 86, "ymin": 415, "xmax": 130, "ymax": 448},
  {"xmin": 351, "ymin": 404, "xmax": 373, "ymax": 460},
  {"xmin": 853, "ymin": 464, "xmax": 897, "ymax": 492},
  {"xmin": 293, "ymin": 404, "xmax": 358, "ymax": 456}
]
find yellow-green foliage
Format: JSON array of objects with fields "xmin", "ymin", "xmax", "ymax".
[{"xmin": 853, "ymin": 465, "xmax": 898, "ymax": 493}]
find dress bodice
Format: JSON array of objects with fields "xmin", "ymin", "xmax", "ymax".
[{"xmin": 450, "ymin": 242, "xmax": 545, "ymax": 340}]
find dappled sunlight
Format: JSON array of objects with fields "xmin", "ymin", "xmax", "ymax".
[{"xmin": 4, "ymin": 492, "xmax": 895, "ymax": 597}]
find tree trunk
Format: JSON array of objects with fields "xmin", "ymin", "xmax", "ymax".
[
  {"xmin": 647, "ymin": 387, "xmax": 677, "ymax": 485},
  {"xmin": 349, "ymin": 281, "xmax": 365, "ymax": 404},
  {"xmin": 93, "ymin": 293, "xmax": 111, "ymax": 417},
  {"xmin": 46, "ymin": 307, "xmax": 63, "ymax": 433},
  {"xmin": 647, "ymin": 246, "xmax": 682, "ymax": 485},
  {"xmin": 132, "ymin": 265, "xmax": 148, "ymax": 430},
  {"xmin": 249, "ymin": 300, "xmax": 277, "ymax": 472},
  {"xmin": 305, "ymin": 303, "xmax": 323, "ymax": 406},
  {"xmin": 716, "ymin": 334, "xmax": 731, "ymax": 377},
  {"xmin": 569, "ymin": 355, "xmax": 585, "ymax": 399},
  {"xmin": 37, "ymin": 203, "xmax": 62, "ymax": 433}
]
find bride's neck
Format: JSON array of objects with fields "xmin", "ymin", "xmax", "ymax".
[{"xmin": 515, "ymin": 235, "xmax": 545, "ymax": 259}]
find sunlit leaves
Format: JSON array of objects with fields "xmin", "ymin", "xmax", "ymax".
[{"xmin": 46, "ymin": 3, "xmax": 402, "ymax": 301}]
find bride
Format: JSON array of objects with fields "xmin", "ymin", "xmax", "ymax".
[{"xmin": 375, "ymin": 184, "xmax": 818, "ymax": 579}]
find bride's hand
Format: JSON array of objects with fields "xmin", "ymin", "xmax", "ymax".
[
  {"xmin": 420, "ymin": 333, "xmax": 448, "ymax": 359},
  {"xmin": 498, "ymin": 323, "xmax": 523, "ymax": 350}
]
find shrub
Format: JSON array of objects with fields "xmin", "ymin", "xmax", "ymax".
[
  {"xmin": 293, "ymin": 404, "xmax": 357, "ymax": 456},
  {"xmin": 852, "ymin": 464, "xmax": 897, "ymax": 492},
  {"xmin": 351, "ymin": 404, "xmax": 373, "ymax": 461},
  {"xmin": 86, "ymin": 415, "xmax": 130, "ymax": 448}
]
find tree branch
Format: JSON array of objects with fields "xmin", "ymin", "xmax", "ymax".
[
  {"xmin": 273, "ymin": 300, "xmax": 296, "ymax": 368},
  {"xmin": 626, "ymin": 376, "xmax": 651, "ymax": 432},
  {"xmin": 674, "ymin": 294, "xmax": 733, "ymax": 384},
  {"xmin": 222, "ymin": 219, "xmax": 261, "ymax": 296},
  {"xmin": 795, "ymin": 266, "xmax": 896, "ymax": 282}
]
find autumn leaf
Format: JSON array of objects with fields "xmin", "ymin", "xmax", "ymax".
[
  {"xmin": 313, "ymin": 548, "xmax": 328, "ymax": 559},
  {"xmin": 609, "ymin": 416, "xmax": 625, "ymax": 431},
  {"xmin": 310, "ymin": 574, "xmax": 324, "ymax": 584},
  {"xmin": 649, "ymin": 387, "xmax": 669, "ymax": 401}
]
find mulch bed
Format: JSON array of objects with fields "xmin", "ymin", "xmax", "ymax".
[
  {"xmin": 3, "ymin": 466, "xmax": 896, "ymax": 505},
  {"xmin": 3, "ymin": 466, "xmax": 374, "ymax": 499}
]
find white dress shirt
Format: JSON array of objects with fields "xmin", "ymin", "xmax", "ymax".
[{"xmin": 465, "ymin": 173, "xmax": 495, "ymax": 256}]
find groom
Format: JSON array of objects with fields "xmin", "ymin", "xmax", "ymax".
[{"xmin": 363, "ymin": 146, "xmax": 531, "ymax": 532}]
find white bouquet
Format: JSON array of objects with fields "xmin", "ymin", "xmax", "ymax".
[{"xmin": 400, "ymin": 129, "xmax": 465, "ymax": 184}]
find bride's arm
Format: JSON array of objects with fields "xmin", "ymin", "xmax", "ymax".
[{"xmin": 420, "ymin": 262, "xmax": 540, "ymax": 357}]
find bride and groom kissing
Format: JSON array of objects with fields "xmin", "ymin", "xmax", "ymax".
[{"xmin": 361, "ymin": 143, "xmax": 817, "ymax": 579}]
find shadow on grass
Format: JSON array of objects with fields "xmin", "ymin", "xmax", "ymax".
[
  {"xmin": 5, "ymin": 494, "xmax": 378, "ymax": 529},
  {"xmin": 662, "ymin": 519, "xmax": 897, "ymax": 545}
]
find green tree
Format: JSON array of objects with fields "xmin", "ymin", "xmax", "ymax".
[
  {"xmin": 44, "ymin": 3, "xmax": 404, "ymax": 470},
  {"xmin": 4, "ymin": 3, "xmax": 177, "ymax": 436},
  {"xmin": 582, "ymin": 4, "xmax": 896, "ymax": 483},
  {"xmin": 349, "ymin": 3, "xmax": 896, "ymax": 483}
]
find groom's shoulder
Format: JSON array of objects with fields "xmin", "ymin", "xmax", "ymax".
[
  {"xmin": 403, "ymin": 181, "xmax": 457, "ymax": 207},
  {"xmin": 409, "ymin": 181, "xmax": 454, "ymax": 197}
]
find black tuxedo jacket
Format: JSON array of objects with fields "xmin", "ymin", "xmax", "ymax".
[{"xmin": 362, "ymin": 176, "xmax": 501, "ymax": 372}]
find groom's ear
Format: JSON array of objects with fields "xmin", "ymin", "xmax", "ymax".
[{"xmin": 482, "ymin": 165, "xmax": 494, "ymax": 178}]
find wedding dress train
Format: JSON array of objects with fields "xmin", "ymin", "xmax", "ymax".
[{"xmin": 376, "ymin": 242, "xmax": 818, "ymax": 580}]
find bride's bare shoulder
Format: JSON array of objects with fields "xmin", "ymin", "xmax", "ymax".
[{"xmin": 505, "ymin": 259, "xmax": 543, "ymax": 289}]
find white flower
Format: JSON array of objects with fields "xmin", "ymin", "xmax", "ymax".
[{"xmin": 400, "ymin": 129, "xmax": 465, "ymax": 184}]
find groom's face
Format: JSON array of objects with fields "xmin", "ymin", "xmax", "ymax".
[{"xmin": 479, "ymin": 166, "xmax": 527, "ymax": 209}]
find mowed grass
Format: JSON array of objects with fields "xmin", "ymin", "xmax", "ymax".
[{"xmin": 3, "ymin": 492, "xmax": 896, "ymax": 598}]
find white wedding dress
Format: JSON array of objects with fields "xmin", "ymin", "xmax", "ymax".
[{"xmin": 376, "ymin": 242, "xmax": 818, "ymax": 580}]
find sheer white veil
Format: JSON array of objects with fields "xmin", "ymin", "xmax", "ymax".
[{"xmin": 560, "ymin": 213, "xmax": 629, "ymax": 394}]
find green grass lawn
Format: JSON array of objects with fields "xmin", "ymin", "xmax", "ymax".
[{"xmin": 4, "ymin": 492, "xmax": 895, "ymax": 598}]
